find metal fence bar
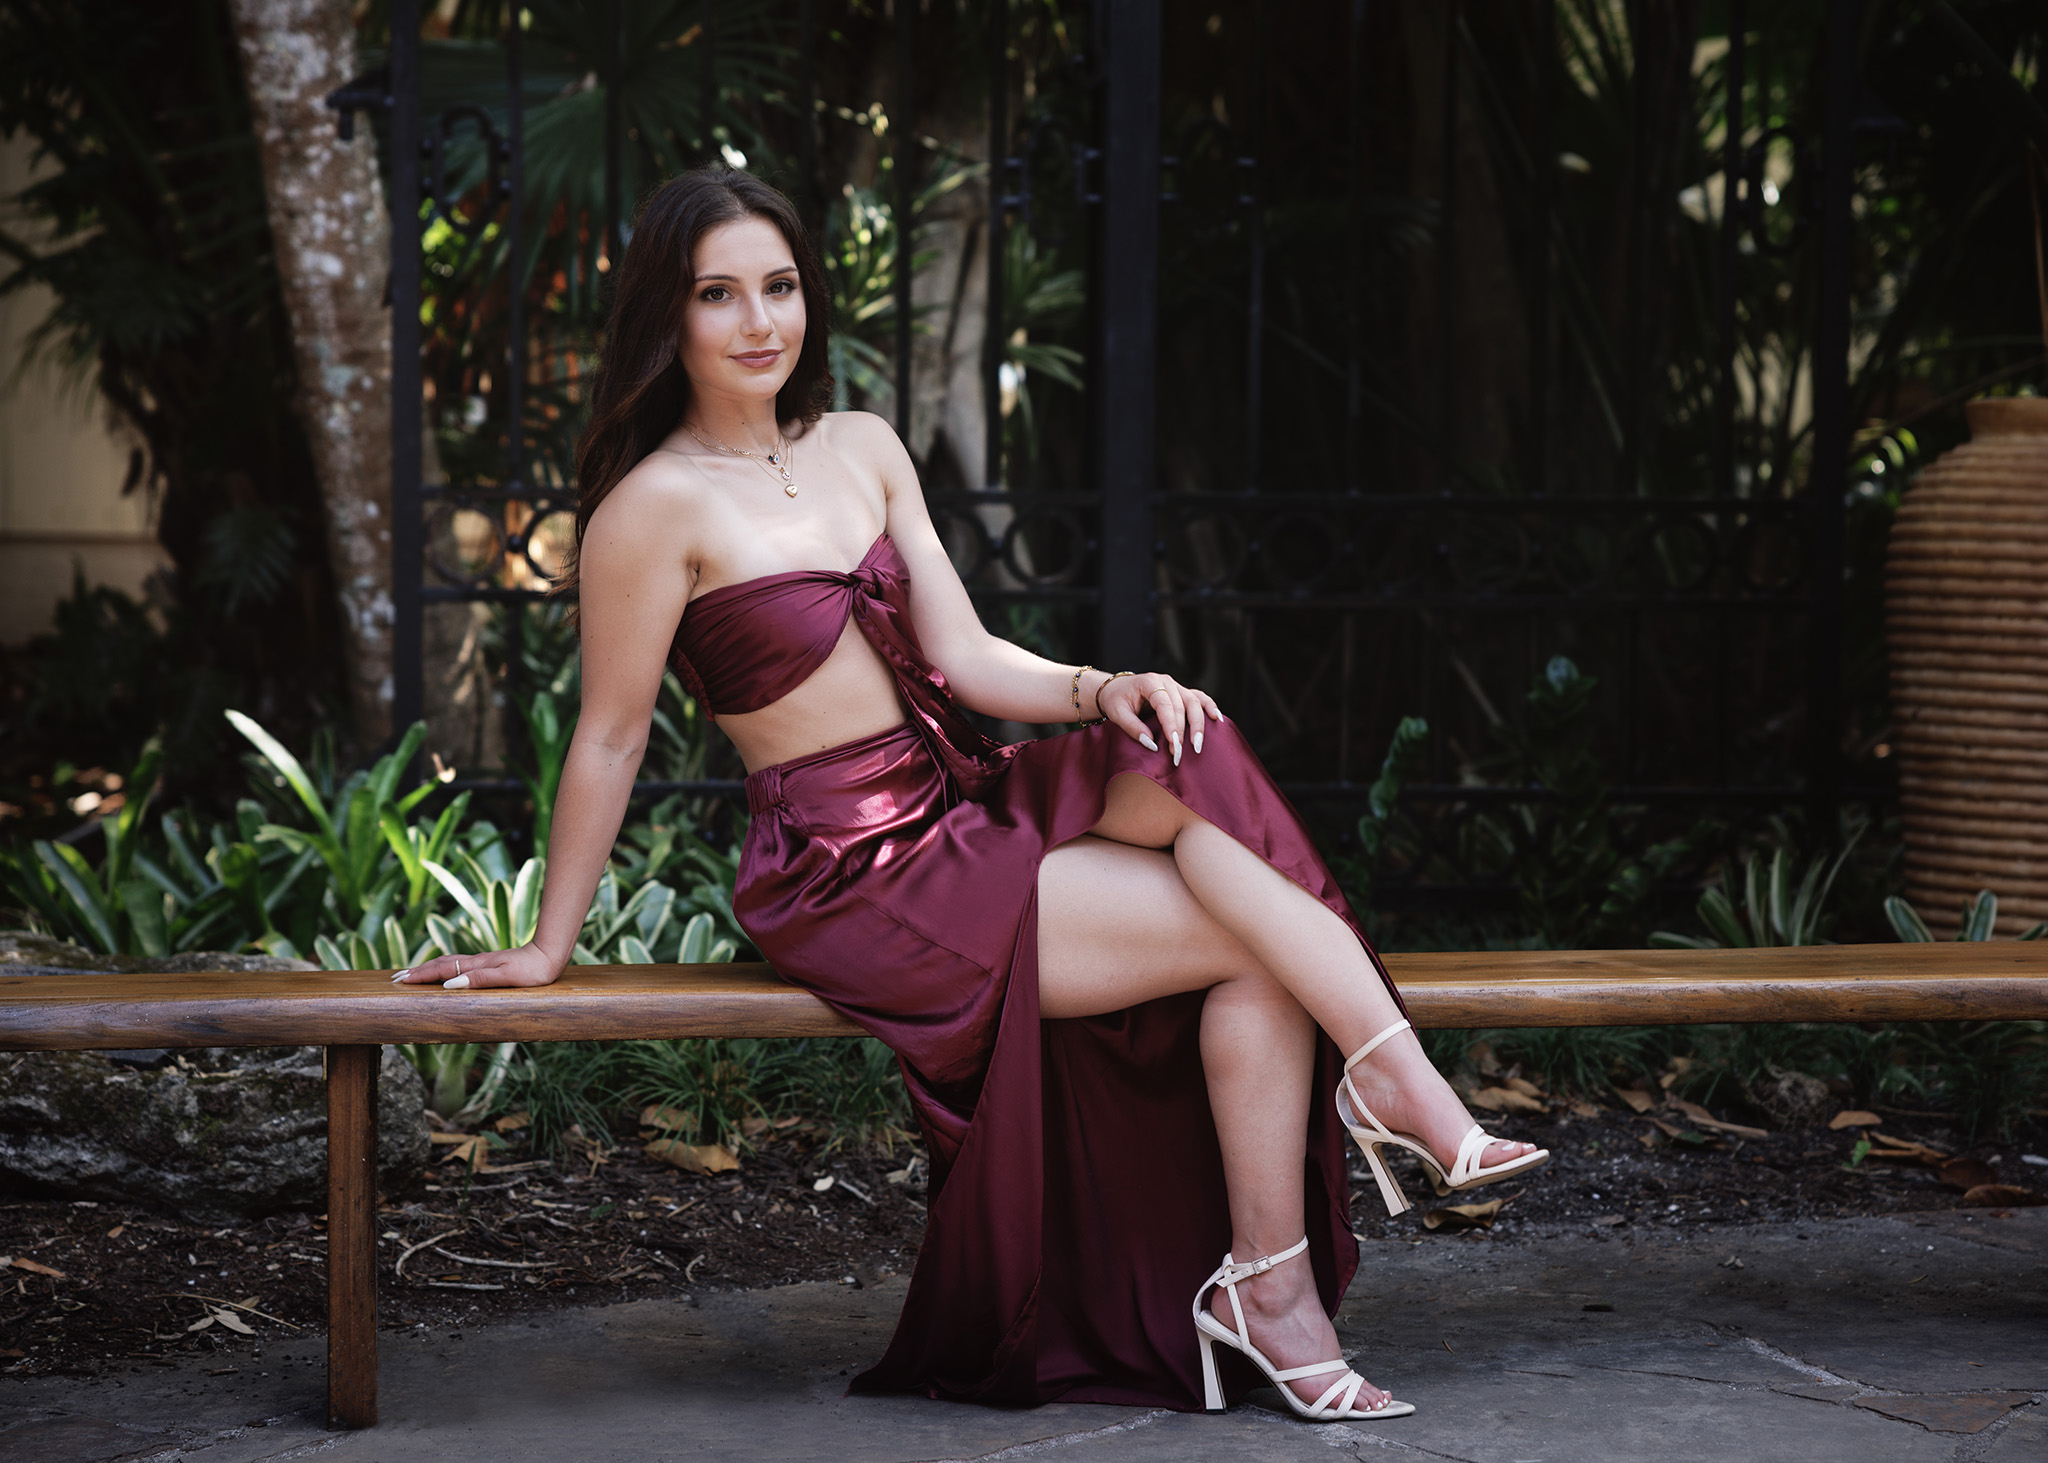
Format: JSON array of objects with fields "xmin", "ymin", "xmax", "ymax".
[
  {"xmin": 604, "ymin": 0, "xmax": 623, "ymax": 265},
  {"xmin": 505, "ymin": 15, "xmax": 525, "ymax": 498},
  {"xmin": 1241, "ymin": 0, "xmax": 1268, "ymax": 495},
  {"xmin": 1096, "ymin": 0, "xmax": 1160, "ymax": 670},
  {"xmin": 391, "ymin": 0, "xmax": 424, "ymax": 737},
  {"xmin": 1718, "ymin": 0, "xmax": 1746, "ymax": 496},
  {"xmin": 1527, "ymin": 0, "xmax": 1555, "ymax": 496},
  {"xmin": 1344, "ymin": 0, "xmax": 1367, "ymax": 494},
  {"xmin": 1807, "ymin": 0, "xmax": 1860, "ymax": 835},
  {"xmin": 894, "ymin": 2, "xmax": 915, "ymax": 439},
  {"xmin": 984, "ymin": 0, "xmax": 1007, "ymax": 490},
  {"xmin": 701, "ymin": 0, "xmax": 718, "ymax": 164}
]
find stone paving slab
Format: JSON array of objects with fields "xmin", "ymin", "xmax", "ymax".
[{"xmin": 1, "ymin": 1207, "xmax": 2040, "ymax": 1462}]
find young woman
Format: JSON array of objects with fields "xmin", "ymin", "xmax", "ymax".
[{"xmin": 394, "ymin": 168, "xmax": 1547, "ymax": 1421}]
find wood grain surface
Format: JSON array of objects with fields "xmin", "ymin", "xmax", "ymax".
[
  {"xmin": 325, "ymin": 1045, "xmax": 378, "ymax": 1430},
  {"xmin": 3, "ymin": 943, "xmax": 2046, "ymax": 1051}
]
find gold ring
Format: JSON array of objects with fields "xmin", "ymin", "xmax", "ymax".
[{"xmin": 454, "ymin": 958, "xmax": 462, "ymax": 977}]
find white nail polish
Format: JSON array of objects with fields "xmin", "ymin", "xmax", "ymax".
[
  {"xmin": 392, "ymin": 969, "xmax": 410, "ymax": 982},
  {"xmin": 1172, "ymin": 741, "xmax": 1181, "ymax": 767},
  {"xmin": 445, "ymin": 974, "xmax": 470, "ymax": 990},
  {"xmin": 1192, "ymin": 732, "xmax": 1203, "ymax": 754},
  {"xmin": 1140, "ymin": 733, "xmax": 1158, "ymax": 752}
]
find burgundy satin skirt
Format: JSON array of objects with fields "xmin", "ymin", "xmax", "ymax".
[{"xmin": 734, "ymin": 717, "xmax": 1399, "ymax": 1409}]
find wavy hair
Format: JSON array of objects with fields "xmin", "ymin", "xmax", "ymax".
[{"xmin": 561, "ymin": 168, "xmax": 832, "ymax": 597}]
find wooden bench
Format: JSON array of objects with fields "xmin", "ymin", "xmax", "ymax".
[{"xmin": 4, "ymin": 942, "xmax": 2045, "ymax": 1429}]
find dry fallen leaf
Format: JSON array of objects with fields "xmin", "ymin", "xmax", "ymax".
[
  {"xmin": 1591, "ymin": 1214, "xmax": 1626, "ymax": 1227},
  {"xmin": 1828, "ymin": 1109, "xmax": 1882, "ymax": 1130},
  {"xmin": 1567, "ymin": 1098, "xmax": 1604, "ymax": 1118},
  {"xmin": 186, "ymin": 1315, "xmax": 215, "ymax": 1333},
  {"xmin": 105, "ymin": 1225, "xmax": 125, "ymax": 1240},
  {"xmin": 639, "ymin": 1104, "xmax": 693, "ymax": 1134},
  {"xmin": 1503, "ymin": 1076, "xmax": 1546, "ymax": 1100},
  {"xmin": 644, "ymin": 1139, "xmax": 740, "ymax": 1175},
  {"xmin": 1666, "ymin": 1098, "xmax": 1769, "ymax": 1140},
  {"xmin": 1467, "ymin": 1040, "xmax": 1503, "ymax": 1077},
  {"xmin": 428, "ymin": 1130, "xmax": 474, "ymax": 1145},
  {"xmin": 492, "ymin": 1111, "xmax": 532, "ymax": 1134},
  {"xmin": 212, "ymin": 1308, "xmax": 256, "ymax": 1335},
  {"xmin": 1963, "ymin": 1184, "xmax": 2045, "ymax": 1208},
  {"xmin": 1938, "ymin": 1157, "xmax": 1998, "ymax": 1192},
  {"xmin": 438, "ymin": 1135, "xmax": 491, "ymax": 1172},
  {"xmin": 1866, "ymin": 1133, "xmax": 1950, "ymax": 1164},
  {"xmin": 1470, "ymin": 1085, "xmax": 1545, "ymax": 1114},
  {"xmin": 8, "ymin": 1258, "xmax": 65, "ymax": 1279},
  {"xmin": 740, "ymin": 1116, "xmax": 772, "ymax": 1138},
  {"xmin": 1615, "ymin": 1087, "xmax": 1656, "ymax": 1113},
  {"xmin": 1423, "ymin": 1200, "xmax": 1503, "ymax": 1231}
]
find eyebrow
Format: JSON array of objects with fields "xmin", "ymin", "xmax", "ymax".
[{"xmin": 695, "ymin": 265, "xmax": 798, "ymax": 284}]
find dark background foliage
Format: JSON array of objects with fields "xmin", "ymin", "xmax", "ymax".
[{"xmin": 0, "ymin": 0, "xmax": 344, "ymax": 818}]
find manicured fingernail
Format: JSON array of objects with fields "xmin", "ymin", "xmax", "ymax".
[
  {"xmin": 1171, "ymin": 737, "xmax": 1181, "ymax": 767},
  {"xmin": 391, "ymin": 969, "xmax": 410, "ymax": 982},
  {"xmin": 1140, "ymin": 733, "xmax": 1158, "ymax": 752},
  {"xmin": 1192, "ymin": 731, "xmax": 1203, "ymax": 754},
  {"xmin": 445, "ymin": 975, "xmax": 470, "ymax": 990}
]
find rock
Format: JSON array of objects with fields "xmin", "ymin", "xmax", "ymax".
[
  {"xmin": 0, "ymin": 929, "xmax": 313, "ymax": 977},
  {"xmin": 0, "ymin": 1045, "xmax": 430, "ymax": 1220},
  {"xmin": 0, "ymin": 931, "xmax": 430, "ymax": 1218},
  {"xmin": 1748, "ymin": 1065, "xmax": 1832, "ymax": 1129}
]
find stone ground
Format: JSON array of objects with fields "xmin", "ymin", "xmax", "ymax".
[{"xmin": 0, "ymin": 1205, "xmax": 2040, "ymax": 1463}]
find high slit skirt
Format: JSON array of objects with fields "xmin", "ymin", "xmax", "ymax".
[{"xmin": 733, "ymin": 715, "xmax": 1407, "ymax": 1409}]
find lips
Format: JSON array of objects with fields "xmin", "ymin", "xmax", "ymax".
[{"xmin": 733, "ymin": 349, "xmax": 782, "ymax": 368}]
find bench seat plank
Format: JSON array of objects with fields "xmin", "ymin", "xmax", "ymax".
[{"xmin": 2, "ymin": 942, "xmax": 2044, "ymax": 1053}]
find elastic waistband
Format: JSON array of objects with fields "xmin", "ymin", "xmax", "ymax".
[{"xmin": 744, "ymin": 720, "xmax": 922, "ymax": 816}]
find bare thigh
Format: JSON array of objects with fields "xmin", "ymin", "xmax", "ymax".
[{"xmin": 1037, "ymin": 777, "xmax": 1261, "ymax": 1019}]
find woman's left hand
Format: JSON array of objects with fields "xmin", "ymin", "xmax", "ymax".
[{"xmin": 1096, "ymin": 672, "xmax": 1220, "ymax": 766}]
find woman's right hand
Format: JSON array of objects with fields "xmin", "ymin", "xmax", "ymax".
[{"xmin": 392, "ymin": 942, "xmax": 563, "ymax": 990}]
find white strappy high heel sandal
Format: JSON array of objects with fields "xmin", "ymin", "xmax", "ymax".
[
  {"xmin": 1192, "ymin": 1236, "xmax": 1415, "ymax": 1421},
  {"xmin": 1336, "ymin": 1018, "xmax": 1551, "ymax": 1217}
]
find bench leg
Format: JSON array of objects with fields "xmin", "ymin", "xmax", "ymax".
[{"xmin": 326, "ymin": 1044, "xmax": 379, "ymax": 1429}]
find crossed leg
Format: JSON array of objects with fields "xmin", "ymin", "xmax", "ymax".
[{"xmin": 1037, "ymin": 771, "xmax": 1536, "ymax": 1412}]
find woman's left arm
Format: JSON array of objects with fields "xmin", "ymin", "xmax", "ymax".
[{"xmin": 862, "ymin": 416, "xmax": 1220, "ymax": 762}]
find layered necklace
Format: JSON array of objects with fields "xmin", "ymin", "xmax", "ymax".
[{"xmin": 686, "ymin": 421, "xmax": 797, "ymax": 497}]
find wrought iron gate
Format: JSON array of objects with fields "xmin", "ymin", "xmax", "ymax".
[{"xmin": 341, "ymin": 0, "xmax": 1885, "ymax": 916}]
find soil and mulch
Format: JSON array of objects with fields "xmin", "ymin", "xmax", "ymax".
[{"xmin": 2, "ymin": 1087, "xmax": 2042, "ymax": 1381}]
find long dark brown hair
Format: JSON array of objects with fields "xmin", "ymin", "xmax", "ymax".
[{"xmin": 563, "ymin": 168, "xmax": 832, "ymax": 596}]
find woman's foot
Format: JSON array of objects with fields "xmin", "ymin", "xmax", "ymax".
[
  {"xmin": 1208, "ymin": 1257, "xmax": 1393, "ymax": 1413},
  {"xmin": 1341, "ymin": 1026, "xmax": 1539, "ymax": 1174}
]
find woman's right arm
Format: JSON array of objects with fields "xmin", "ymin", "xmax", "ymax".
[{"xmin": 395, "ymin": 470, "xmax": 696, "ymax": 989}]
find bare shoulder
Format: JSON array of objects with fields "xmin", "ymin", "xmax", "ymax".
[
  {"xmin": 808, "ymin": 409, "xmax": 910, "ymax": 466},
  {"xmin": 581, "ymin": 448, "xmax": 711, "ymax": 579}
]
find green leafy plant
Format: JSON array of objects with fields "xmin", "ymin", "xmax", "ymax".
[
  {"xmin": 1885, "ymin": 889, "xmax": 2048, "ymax": 943},
  {"xmin": 1651, "ymin": 826, "xmax": 1865, "ymax": 949}
]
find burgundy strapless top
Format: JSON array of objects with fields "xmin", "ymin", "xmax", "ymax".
[
  {"xmin": 670, "ymin": 531, "xmax": 1011, "ymax": 796},
  {"xmin": 671, "ymin": 532, "xmax": 905, "ymax": 717}
]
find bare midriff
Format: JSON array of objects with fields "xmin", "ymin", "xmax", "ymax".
[{"xmin": 713, "ymin": 618, "xmax": 911, "ymax": 773}]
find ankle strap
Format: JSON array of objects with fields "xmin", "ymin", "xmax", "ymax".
[
  {"xmin": 1343, "ymin": 1018, "xmax": 1412, "ymax": 1071},
  {"xmin": 1213, "ymin": 1235, "xmax": 1310, "ymax": 1288}
]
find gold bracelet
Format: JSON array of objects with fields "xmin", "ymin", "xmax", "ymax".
[
  {"xmin": 1093, "ymin": 670, "xmax": 1135, "ymax": 722},
  {"xmin": 1070, "ymin": 664, "xmax": 1096, "ymax": 723}
]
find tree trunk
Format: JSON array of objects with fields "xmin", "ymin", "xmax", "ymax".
[{"xmin": 226, "ymin": 0, "xmax": 394, "ymax": 743}]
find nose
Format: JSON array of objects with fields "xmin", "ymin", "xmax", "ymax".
[{"xmin": 741, "ymin": 290, "xmax": 773, "ymax": 338}]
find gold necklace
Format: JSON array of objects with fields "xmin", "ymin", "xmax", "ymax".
[{"xmin": 687, "ymin": 422, "xmax": 797, "ymax": 497}]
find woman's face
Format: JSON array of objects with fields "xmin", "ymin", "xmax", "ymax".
[{"xmin": 679, "ymin": 214, "xmax": 805, "ymax": 412}]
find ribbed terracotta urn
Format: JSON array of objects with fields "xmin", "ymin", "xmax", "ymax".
[{"xmin": 1885, "ymin": 396, "xmax": 2048, "ymax": 935}]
